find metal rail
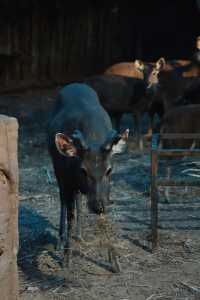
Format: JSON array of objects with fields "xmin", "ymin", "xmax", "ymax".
[{"xmin": 150, "ymin": 133, "xmax": 200, "ymax": 250}]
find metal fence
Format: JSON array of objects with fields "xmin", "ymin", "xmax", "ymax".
[{"xmin": 151, "ymin": 133, "xmax": 200, "ymax": 250}]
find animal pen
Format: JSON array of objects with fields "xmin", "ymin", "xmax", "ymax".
[
  {"xmin": 151, "ymin": 133, "xmax": 200, "ymax": 250},
  {"xmin": 0, "ymin": 1, "xmax": 200, "ymax": 299}
]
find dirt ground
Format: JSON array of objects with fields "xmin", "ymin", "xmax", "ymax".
[{"xmin": 1, "ymin": 89, "xmax": 200, "ymax": 300}]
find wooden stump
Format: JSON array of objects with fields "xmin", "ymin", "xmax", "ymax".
[{"xmin": 0, "ymin": 115, "xmax": 19, "ymax": 300}]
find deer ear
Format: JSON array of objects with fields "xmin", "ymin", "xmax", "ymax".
[
  {"xmin": 111, "ymin": 129, "xmax": 129, "ymax": 154},
  {"xmin": 155, "ymin": 57, "xmax": 166, "ymax": 71},
  {"xmin": 55, "ymin": 133, "xmax": 77, "ymax": 157},
  {"xmin": 134, "ymin": 59, "xmax": 145, "ymax": 72},
  {"xmin": 102, "ymin": 129, "xmax": 129, "ymax": 154}
]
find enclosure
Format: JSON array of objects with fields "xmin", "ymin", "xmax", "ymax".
[
  {"xmin": 6, "ymin": 92, "xmax": 200, "ymax": 300},
  {"xmin": 0, "ymin": 0, "xmax": 200, "ymax": 299}
]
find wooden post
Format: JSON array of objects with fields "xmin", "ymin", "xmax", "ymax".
[
  {"xmin": 151, "ymin": 134, "xmax": 159, "ymax": 251},
  {"xmin": 0, "ymin": 115, "xmax": 19, "ymax": 300}
]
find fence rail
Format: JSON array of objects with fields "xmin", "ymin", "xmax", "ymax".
[{"xmin": 151, "ymin": 133, "xmax": 200, "ymax": 250}]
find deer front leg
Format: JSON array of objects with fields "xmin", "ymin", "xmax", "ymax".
[
  {"xmin": 75, "ymin": 193, "xmax": 83, "ymax": 242},
  {"xmin": 64, "ymin": 196, "xmax": 75, "ymax": 268},
  {"xmin": 57, "ymin": 192, "xmax": 67, "ymax": 251},
  {"xmin": 133, "ymin": 112, "xmax": 143, "ymax": 152}
]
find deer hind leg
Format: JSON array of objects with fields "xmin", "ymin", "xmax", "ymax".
[
  {"xmin": 110, "ymin": 112, "xmax": 122, "ymax": 132},
  {"xmin": 164, "ymin": 165, "xmax": 171, "ymax": 203}
]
